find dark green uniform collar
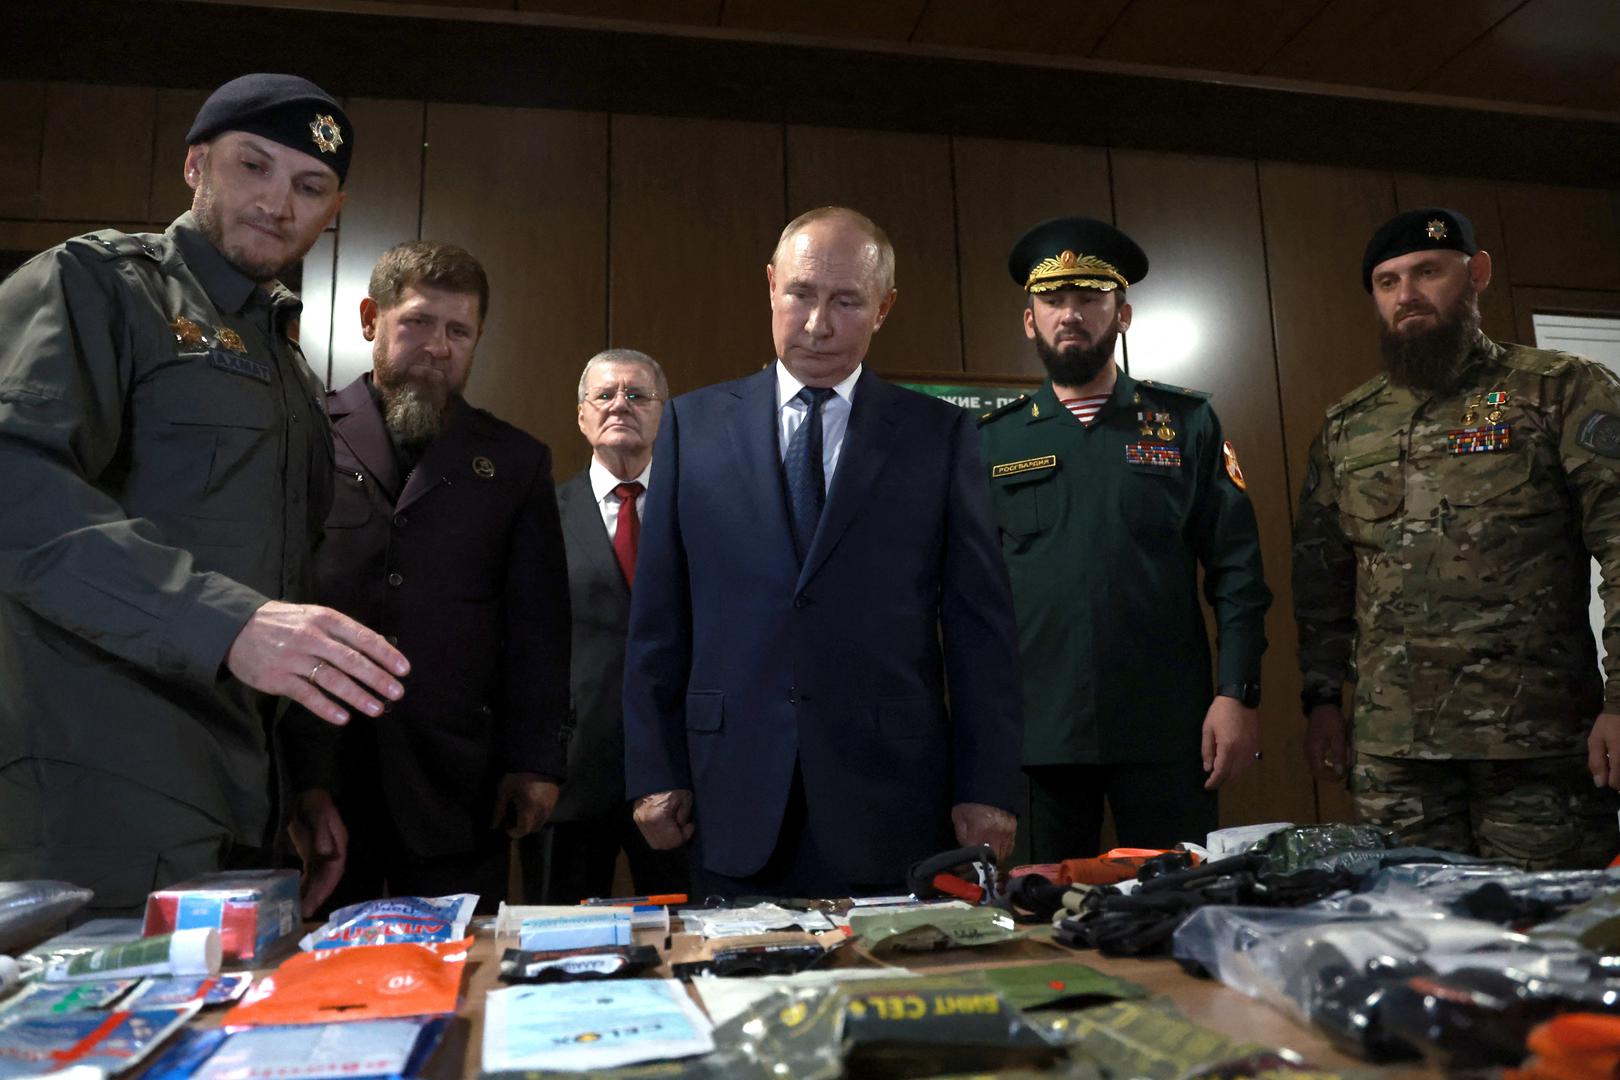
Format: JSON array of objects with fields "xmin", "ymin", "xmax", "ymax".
[
  {"xmin": 1028, "ymin": 366, "xmax": 1136, "ymax": 424},
  {"xmin": 168, "ymin": 211, "xmax": 264, "ymax": 317}
]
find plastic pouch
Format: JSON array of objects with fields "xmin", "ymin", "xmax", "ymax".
[
  {"xmin": 500, "ymin": 944, "xmax": 661, "ymax": 982},
  {"xmin": 0, "ymin": 882, "xmax": 93, "ymax": 954},
  {"xmin": 223, "ymin": 937, "xmax": 470, "ymax": 1025},
  {"xmin": 840, "ymin": 977, "xmax": 1064, "ymax": 1078},
  {"xmin": 299, "ymin": 895, "xmax": 476, "ymax": 950}
]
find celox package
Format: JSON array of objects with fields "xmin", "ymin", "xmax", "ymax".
[{"xmin": 143, "ymin": 870, "xmax": 299, "ymax": 963}]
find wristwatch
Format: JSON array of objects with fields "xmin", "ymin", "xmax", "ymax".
[{"xmin": 1216, "ymin": 682, "xmax": 1261, "ymax": 709}]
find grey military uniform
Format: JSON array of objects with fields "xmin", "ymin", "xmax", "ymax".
[
  {"xmin": 0, "ymin": 213, "xmax": 333, "ymax": 880},
  {"xmin": 1293, "ymin": 335, "xmax": 1620, "ymax": 866}
]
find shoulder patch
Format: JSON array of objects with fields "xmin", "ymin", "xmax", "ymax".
[
  {"xmin": 69, "ymin": 229, "xmax": 163, "ymax": 263},
  {"xmin": 1576, "ymin": 411, "xmax": 1620, "ymax": 459},
  {"xmin": 977, "ymin": 393, "xmax": 1031, "ymax": 426},
  {"xmin": 1135, "ymin": 378, "xmax": 1209, "ymax": 400},
  {"xmin": 1326, "ymin": 373, "xmax": 1389, "ymax": 419},
  {"xmin": 1497, "ymin": 342, "xmax": 1577, "ymax": 378}
]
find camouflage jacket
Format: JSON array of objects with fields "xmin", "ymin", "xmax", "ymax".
[{"xmin": 1293, "ymin": 336, "xmax": 1620, "ymax": 759}]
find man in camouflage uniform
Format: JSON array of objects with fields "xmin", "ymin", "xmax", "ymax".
[{"xmin": 1293, "ymin": 207, "xmax": 1620, "ymax": 869}]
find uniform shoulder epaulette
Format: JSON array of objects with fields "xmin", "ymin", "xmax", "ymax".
[
  {"xmin": 68, "ymin": 229, "xmax": 164, "ymax": 263},
  {"xmin": 1497, "ymin": 342, "xmax": 1580, "ymax": 378},
  {"xmin": 977, "ymin": 394, "xmax": 1031, "ymax": 426},
  {"xmin": 1326, "ymin": 372, "xmax": 1388, "ymax": 419},
  {"xmin": 1136, "ymin": 378, "xmax": 1210, "ymax": 401}
]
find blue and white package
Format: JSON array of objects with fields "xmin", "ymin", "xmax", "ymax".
[
  {"xmin": 126, "ymin": 973, "xmax": 253, "ymax": 1008},
  {"xmin": 0, "ymin": 1003, "xmax": 198, "ymax": 1077},
  {"xmin": 0, "ymin": 979, "xmax": 137, "ymax": 1017},
  {"xmin": 299, "ymin": 895, "xmax": 477, "ymax": 951},
  {"xmin": 144, "ymin": 1016, "xmax": 449, "ymax": 1080}
]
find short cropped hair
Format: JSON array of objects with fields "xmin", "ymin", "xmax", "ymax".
[
  {"xmin": 368, "ymin": 240, "xmax": 490, "ymax": 322},
  {"xmin": 771, "ymin": 206, "xmax": 896, "ymax": 296},
  {"xmin": 577, "ymin": 348, "xmax": 669, "ymax": 403}
]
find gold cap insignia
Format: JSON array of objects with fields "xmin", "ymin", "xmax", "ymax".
[
  {"xmin": 1425, "ymin": 219, "xmax": 1448, "ymax": 241},
  {"xmin": 472, "ymin": 456, "xmax": 496, "ymax": 479},
  {"xmin": 309, "ymin": 114, "xmax": 344, "ymax": 155},
  {"xmin": 1026, "ymin": 249, "xmax": 1129, "ymax": 293},
  {"xmin": 216, "ymin": 327, "xmax": 247, "ymax": 353},
  {"xmin": 169, "ymin": 316, "xmax": 206, "ymax": 346},
  {"xmin": 1223, "ymin": 439, "xmax": 1247, "ymax": 492}
]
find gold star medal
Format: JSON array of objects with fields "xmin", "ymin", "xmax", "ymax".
[
  {"xmin": 472, "ymin": 456, "xmax": 496, "ymax": 479},
  {"xmin": 169, "ymin": 316, "xmax": 205, "ymax": 346},
  {"xmin": 309, "ymin": 114, "xmax": 344, "ymax": 155},
  {"xmin": 1223, "ymin": 440, "xmax": 1247, "ymax": 491},
  {"xmin": 216, "ymin": 327, "xmax": 247, "ymax": 353}
]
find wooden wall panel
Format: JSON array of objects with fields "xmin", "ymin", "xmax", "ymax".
[
  {"xmin": 1260, "ymin": 0, "xmax": 1522, "ymax": 90},
  {"xmin": 609, "ymin": 114, "xmax": 784, "ymax": 395},
  {"xmin": 952, "ymin": 136, "xmax": 1113, "ymax": 379},
  {"xmin": 148, "ymin": 88, "xmax": 208, "ymax": 224},
  {"xmin": 910, "ymin": 0, "xmax": 1128, "ymax": 55},
  {"xmin": 297, "ymin": 230, "xmax": 337, "ymax": 387},
  {"xmin": 1258, "ymin": 160, "xmax": 1394, "ymax": 824},
  {"xmin": 326, "ymin": 98, "xmax": 425, "ymax": 391},
  {"xmin": 0, "ymin": 220, "xmax": 158, "ymax": 254},
  {"xmin": 0, "ymin": 82, "xmax": 45, "ymax": 220},
  {"xmin": 423, "ymin": 104, "xmax": 608, "ymax": 477},
  {"xmin": 1498, "ymin": 182, "xmax": 1620, "ymax": 292},
  {"xmin": 1393, "ymin": 174, "xmax": 1516, "ymax": 344},
  {"xmin": 721, "ymin": 0, "xmax": 923, "ymax": 39},
  {"xmin": 1110, "ymin": 149, "xmax": 1309, "ymax": 828},
  {"xmin": 1092, "ymin": 0, "xmax": 1330, "ymax": 74},
  {"xmin": 785, "ymin": 125, "xmax": 959, "ymax": 375},
  {"xmin": 39, "ymin": 83, "xmax": 155, "ymax": 222},
  {"xmin": 1511, "ymin": 287, "xmax": 1620, "ymax": 346}
]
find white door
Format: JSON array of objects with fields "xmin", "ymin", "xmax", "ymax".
[{"xmin": 1533, "ymin": 314, "xmax": 1620, "ymax": 673}]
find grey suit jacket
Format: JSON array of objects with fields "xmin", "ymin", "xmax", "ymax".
[{"xmin": 552, "ymin": 468, "xmax": 634, "ymax": 821}]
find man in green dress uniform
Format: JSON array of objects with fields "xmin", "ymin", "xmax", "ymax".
[{"xmin": 979, "ymin": 217, "xmax": 1271, "ymax": 862}]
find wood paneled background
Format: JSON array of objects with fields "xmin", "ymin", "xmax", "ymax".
[{"xmin": 4, "ymin": 77, "xmax": 1620, "ymax": 832}]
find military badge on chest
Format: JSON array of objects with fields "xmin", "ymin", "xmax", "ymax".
[
  {"xmin": 171, "ymin": 314, "xmax": 271, "ymax": 383},
  {"xmin": 1126, "ymin": 407, "xmax": 1181, "ymax": 467},
  {"xmin": 1449, "ymin": 388, "xmax": 1512, "ymax": 455}
]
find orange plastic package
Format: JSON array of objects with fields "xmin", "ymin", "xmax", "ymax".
[
  {"xmin": 223, "ymin": 937, "xmax": 471, "ymax": 1026},
  {"xmin": 1505, "ymin": 1013, "xmax": 1620, "ymax": 1080}
]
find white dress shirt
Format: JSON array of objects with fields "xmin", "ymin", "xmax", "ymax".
[
  {"xmin": 590, "ymin": 456, "xmax": 653, "ymax": 539},
  {"xmin": 775, "ymin": 360, "xmax": 861, "ymax": 493}
]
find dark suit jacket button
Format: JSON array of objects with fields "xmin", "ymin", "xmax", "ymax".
[
  {"xmin": 387, "ymin": 572, "xmax": 403, "ymax": 586},
  {"xmin": 793, "ymin": 594, "xmax": 810, "ymax": 608},
  {"xmin": 393, "ymin": 514, "xmax": 408, "ymax": 528}
]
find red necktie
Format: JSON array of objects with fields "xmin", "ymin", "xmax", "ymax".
[{"xmin": 612, "ymin": 481, "xmax": 644, "ymax": 587}]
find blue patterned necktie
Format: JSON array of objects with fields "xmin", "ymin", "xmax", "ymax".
[{"xmin": 784, "ymin": 386, "xmax": 836, "ymax": 562}]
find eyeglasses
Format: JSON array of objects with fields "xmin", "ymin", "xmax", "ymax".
[{"xmin": 582, "ymin": 387, "xmax": 662, "ymax": 410}]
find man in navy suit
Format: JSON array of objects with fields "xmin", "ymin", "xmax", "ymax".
[{"xmin": 623, "ymin": 207, "xmax": 1023, "ymax": 898}]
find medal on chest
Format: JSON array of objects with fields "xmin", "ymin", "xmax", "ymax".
[{"xmin": 1451, "ymin": 388, "xmax": 1513, "ymax": 454}]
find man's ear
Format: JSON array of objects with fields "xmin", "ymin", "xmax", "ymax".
[
  {"xmin": 1468, "ymin": 249, "xmax": 1494, "ymax": 295},
  {"xmin": 359, "ymin": 297, "xmax": 380, "ymax": 342},
  {"xmin": 765, "ymin": 261, "xmax": 777, "ymax": 306},
  {"xmin": 874, "ymin": 288, "xmax": 898, "ymax": 330},
  {"xmin": 1023, "ymin": 304, "xmax": 1037, "ymax": 342},
  {"xmin": 183, "ymin": 145, "xmax": 206, "ymax": 192},
  {"xmin": 1116, "ymin": 300, "xmax": 1133, "ymax": 334}
]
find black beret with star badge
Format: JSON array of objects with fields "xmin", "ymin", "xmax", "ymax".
[
  {"xmin": 1361, "ymin": 207, "xmax": 1477, "ymax": 292},
  {"xmin": 1007, "ymin": 216, "xmax": 1149, "ymax": 294},
  {"xmin": 187, "ymin": 73, "xmax": 353, "ymax": 185}
]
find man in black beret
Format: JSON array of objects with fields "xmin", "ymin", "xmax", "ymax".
[
  {"xmin": 1294, "ymin": 207, "xmax": 1620, "ymax": 868},
  {"xmin": 978, "ymin": 216, "xmax": 1271, "ymax": 863},
  {"xmin": 0, "ymin": 73, "xmax": 409, "ymax": 915}
]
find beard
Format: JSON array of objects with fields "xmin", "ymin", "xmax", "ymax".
[
  {"xmin": 191, "ymin": 172, "xmax": 292, "ymax": 283},
  {"xmin": 1378, "ymin": 289, "xmax": 1484, "ymax": 396},
  {"xmin": 375, "ymin": 343, "xmax": 454, "ymax": 445},
  {"xmin": 1035, "ymin": 324, "xmax": 1119, "ymax": 387}
]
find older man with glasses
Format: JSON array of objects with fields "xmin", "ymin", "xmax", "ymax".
[{"xmin": 524, "ymin": 349, "xmax": 691, "ymax": 904}]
